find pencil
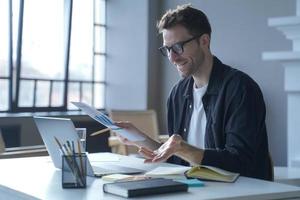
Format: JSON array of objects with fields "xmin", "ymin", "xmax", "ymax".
[
  {"xmin": 90, "ymin": 128, "xmax": 110, "ymax": 136},
  {"xmin": 77, "ymin": 140, "xmax": 85, "ymax": 176},
  {"xmin": 54, "ymin": 137, "xmax": 65, "ymax": 155}
]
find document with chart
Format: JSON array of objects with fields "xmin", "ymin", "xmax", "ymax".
[{"xmin": 72, "ymin": 102, "xmax": 145, "ymax": 142}]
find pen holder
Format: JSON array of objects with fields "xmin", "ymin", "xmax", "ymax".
[
  {"xmin": 75, "ymin": 128, "xmax": 87, "ymax": 152},
  {"xmin": 62, "ymin": 153, "xmax": 87, "ymax": 188}
]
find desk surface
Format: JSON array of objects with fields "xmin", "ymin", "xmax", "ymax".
[
  {"xmin": 275, "ymin": 166, "xmax": 300, "ymax": 187},
  {"xmin": 1, "ymin": 153, "xmax": 300, "ymax": 200}
]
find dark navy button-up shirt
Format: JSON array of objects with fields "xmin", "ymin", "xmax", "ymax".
[{"xmin": 167, "ymin": 56, "xmax": 272, "ymax": 181}]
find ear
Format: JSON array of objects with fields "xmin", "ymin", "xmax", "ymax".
[{"xmin": 199, "ymin": 34, "xmax": 210, "ymax": 47}]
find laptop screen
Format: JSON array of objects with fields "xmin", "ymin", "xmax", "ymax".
[{"xmin": 33, "ymin": 116, "xmax": 85, "ymax": 169}]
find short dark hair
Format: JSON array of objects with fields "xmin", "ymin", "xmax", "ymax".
[{"xmin": 157, "ymin": 4, "xmax": 212, "ymax": 37}]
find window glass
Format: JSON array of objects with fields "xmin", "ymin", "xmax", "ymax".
[
  {"xmin": 21, "ymin": 0, "xmax": 65, "ymax": 79},
  {"xmin": 69, "ymin": 0, "xmax": 93, "ymax": 81},
  {"xmin": 95, "ymin": 0, "xmax": 106, "ymax": 25},
  {"xmin": 19, "ymin": 80, "xmax": 34, "ymax": 107},
  {"xmin": 36, "ymin": 81, "xmax": 50, "ymax": 107},
  {"xmin": 0, "ymin": 0, "xmax": 9, "ymax": 77},
  {"xmin": 0, "ymin": 80, "xmax": 9, "ymax": 111},
  {"xmin": 94, "ymin": 83, "xmax": 105, "ymax": 108},
  {"xmin": 2, "ymin": 0, "xmax": 106, "ymax": 112},
  {"xmin": 51, "ymin": 81, "xmax": 64, "ymax": 107},
  {"xmin": 68, "ymin": 82, "xmax": 80, "ymax": 109},
  {"xmin": 0, "ymin": 0, "xmax": 10, "ymax": 111},
  {"xmin": 12, "ymin": 0, "xmax": 20, "ymax": 67},
  {"xmin": 82, "ymin": 83, "xmax": 93, "ymax": 105},
  {"xmin": 94, "ymin": 26, "xmax": 106, "ymax": 53},
  {"xmin": 94, "ymin": 55, "xmax": 105, "ymax": 82}
]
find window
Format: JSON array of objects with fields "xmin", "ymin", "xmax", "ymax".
[
  {"xmin": 0, "ymin": 0, "xmax": 11, "ymax": 111},
  {"xmin": 0, "ymin": 0, "xmax": 106, "ymax": 112}
]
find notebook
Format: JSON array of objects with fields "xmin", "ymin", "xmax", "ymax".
[
  {"xmin": 103, "ymin": 178, "xmax": 188, "ymax": 198},
  {"xmin": 33, "ymin": 116, "xmax": 145, "ymax": 177},
  {"xmin": 185, "ymin": 165, "xmax": 239, "ymax": 183}
]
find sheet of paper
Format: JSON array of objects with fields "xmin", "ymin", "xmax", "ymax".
[
  {"xmin": 145, "ymin": 166, "xmax": 191, "ymax": 176},
  {"xmin": 72, "ymin": 102, "xmax": 145, "ymax": 142}
]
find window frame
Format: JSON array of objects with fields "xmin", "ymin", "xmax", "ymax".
[{"xmin": 0, "ymin": 0, "xmax": 106, "ymax": 113}]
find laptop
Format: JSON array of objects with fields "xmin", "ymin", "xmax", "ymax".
[{"xmin": 33, "ymin": 116, "xmax": 145, "ymax": 177}]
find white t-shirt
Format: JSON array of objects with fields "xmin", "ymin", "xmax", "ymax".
[{"xmin": 187, "ymin": 83, "xmax": 208, "ymax": 149}]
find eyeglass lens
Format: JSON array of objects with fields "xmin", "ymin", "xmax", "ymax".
[{"xmin": 160, "ymin": 43, "xmax": 183, "ymax": 56}]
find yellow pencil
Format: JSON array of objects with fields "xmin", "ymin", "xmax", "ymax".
[{"xmin": 90, "ymin": 128, "xmax": 110, "ymax": 136}]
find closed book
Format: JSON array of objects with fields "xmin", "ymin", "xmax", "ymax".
[
  {"xmin": 185, "ymin": 165, "xmax": 239, "ymax": 183},
  {"xmin": 103, "ymin": 178, "xmax": 188, "ymax": 198}
]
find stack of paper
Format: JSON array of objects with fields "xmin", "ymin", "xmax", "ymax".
[{"xmin": 145, "ymin": 166, "xmax": 191, "ymax": 179}]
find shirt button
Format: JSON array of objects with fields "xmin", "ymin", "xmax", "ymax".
[
  {"xmin": 184, "ymin": 128, "xmax": 187, "ymax": 132},
  {"xmin": 189, "ymin": 104, "xmax": 192, "ymax": 109}
]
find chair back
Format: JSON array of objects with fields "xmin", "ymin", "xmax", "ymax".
[{"xmin": 108, "ymin": 110, "xmax": 159, "ymax": 155}]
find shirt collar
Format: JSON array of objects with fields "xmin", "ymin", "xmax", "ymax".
[{"xmin": 183, "ymin": 56, "xmax": 224, "ymax": 99}]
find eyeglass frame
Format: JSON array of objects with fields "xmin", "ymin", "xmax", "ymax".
[{"xmin": 158, "ymin": 34, "xmax": 203, "ymax": 57}]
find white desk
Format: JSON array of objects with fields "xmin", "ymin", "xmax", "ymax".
[
  {"xmin": 275, "ymin": 166, "xmax": 300, "ymax": 187},
  {"xmin": 1, "ymin": 153, "xmax": 300, "ymax": 200}
]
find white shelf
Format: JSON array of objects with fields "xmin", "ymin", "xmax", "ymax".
[
  {"xmin": 262, "ymin": 51, "xmax": 300, "ymax": 61},
  {"xmin": 268, "ymin": 16, "xmax": 300, "ymax": 26}
]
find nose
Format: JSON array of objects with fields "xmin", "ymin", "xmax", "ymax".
[{"xmin": 168, "ymin": 49, "xmax": 180, "ymax": 63}]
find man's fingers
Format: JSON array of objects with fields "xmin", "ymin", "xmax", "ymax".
[
  {"xmin": 149, "ymin": 148, "xmax": 174, "ymax": 163},
  {"xmin": 139, "ymin": 147, "xmax": 155, "ymax": 159},
  {"xmin": 140, "ymin": 146, "xmax": 153, "ymax": 154},
  {"xmin": 144, "ymin": 158, "xmax": 153, "ymax": 163}
]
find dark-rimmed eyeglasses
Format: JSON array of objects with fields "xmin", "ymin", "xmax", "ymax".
[{"xmin": 158, "ymin": 35, "xmax": 202, "ymax": 57}]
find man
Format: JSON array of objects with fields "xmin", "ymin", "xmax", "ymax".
[{"xmin": 116, "ymin": 4, "xmax": 272, "ymax": 181}]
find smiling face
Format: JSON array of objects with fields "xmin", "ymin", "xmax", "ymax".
[{"xmin": 162, "ymin": 25, "xmax": 208, "ymax": 78}]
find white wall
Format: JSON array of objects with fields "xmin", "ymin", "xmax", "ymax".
[
  {"xmin": 158, "ymin": 0, "xmax": 295, "ymax": 166},
  {"xmin": 106, "ymin": 0, "xmax": 149, "ymax": 110}
]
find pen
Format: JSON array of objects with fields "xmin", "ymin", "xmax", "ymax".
[
  {"xmin": 63, "ymin": 144, "xmax": 71, "ymax": 156},
  {"xmin": 54, "ymin": 137, "xmax": 65, "ymax": 155},
  {"xmin": 90, "ymin": 126, "xmax": 122, "ymax": 137},
  {"xmin": 90, "ymin": 128, "xmax": 110, "ymax": 136},
  {"xmin": 67, "ymin": 141, "xmax": 72, "ymax": 153}
]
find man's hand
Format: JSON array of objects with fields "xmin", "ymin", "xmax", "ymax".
[
  {"xmin": 114, "ymin": 121, "xmax": 145, "ymax": 147},
  {"xmin": 140, "ymin": 134, "xmax": 183, "ymax": 163},
  {"xmin": 114, "ymin": 121, "xmax": 161, "ymax": 150},
  {"xmin": 139, "ymin": 134, "xmax": 205, "ymax": 166}
]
